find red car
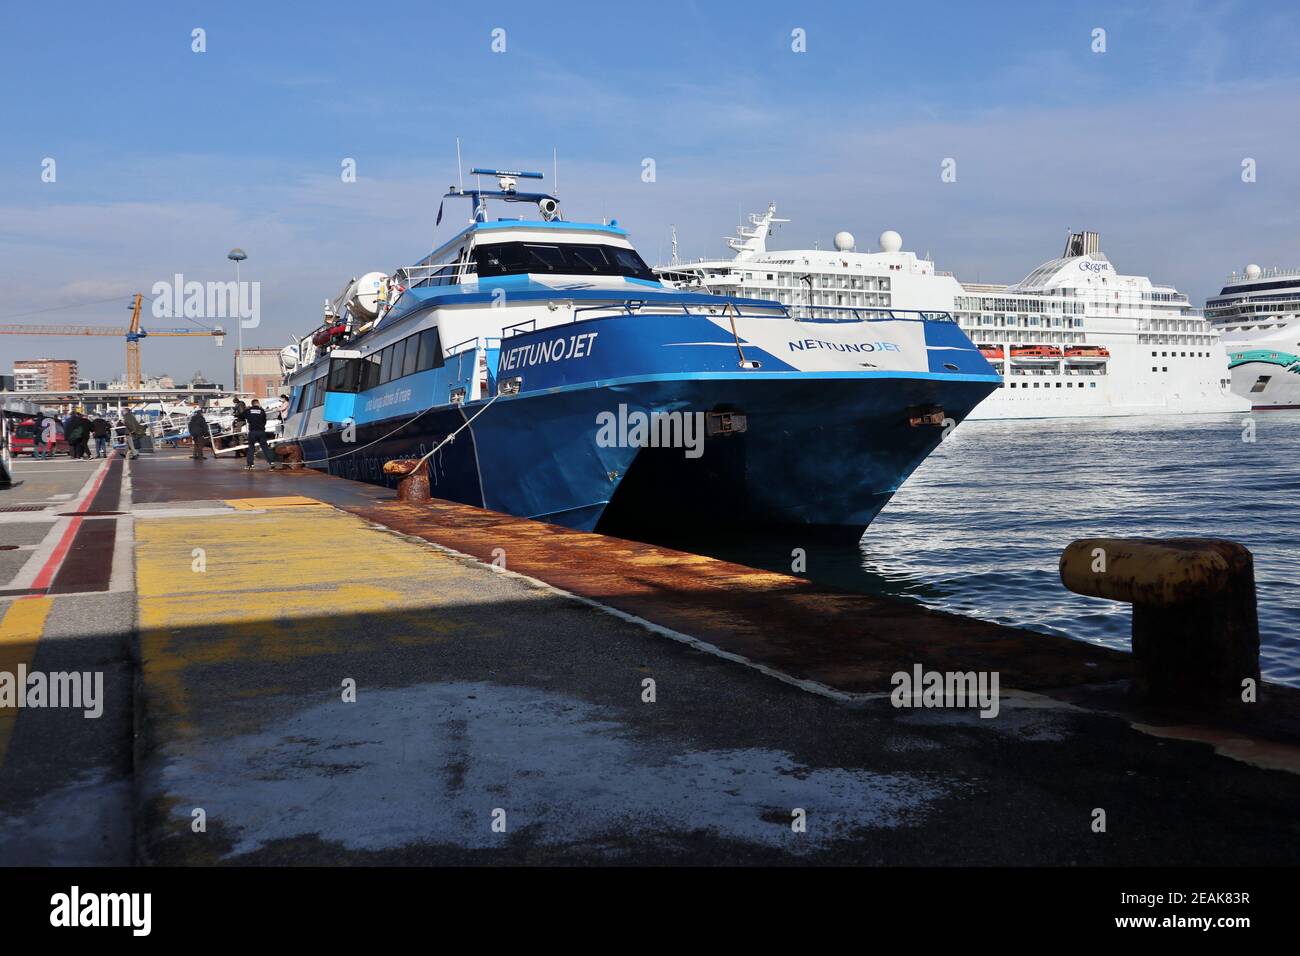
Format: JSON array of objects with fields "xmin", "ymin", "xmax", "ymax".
[{"xmin": 8, "ymin": 418, "xmax": 70, "ymax": 457}]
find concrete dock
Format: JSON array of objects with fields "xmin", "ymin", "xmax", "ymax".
[{"xmin": 1, "ymin": 449, "xmax": 1298, "ymax": 865}]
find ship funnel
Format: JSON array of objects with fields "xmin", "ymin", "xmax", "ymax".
[{"xmin": 1064, "ymin": 231, "xmax": 1101, "ymax": 257}]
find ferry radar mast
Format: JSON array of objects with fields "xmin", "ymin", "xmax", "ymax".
[{"xmin": 444, "ymin": 168, "xmax": 563, "ymax": 223}]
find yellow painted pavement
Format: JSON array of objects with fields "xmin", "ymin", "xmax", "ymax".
[
  {"xmin": 222, "ymin": 496, "xmax": 329, "ymax": 511},
  {"xmin": 0, "ymin": 597, "xmax": 54, "ymax": 768},
  {"xmin": 135, "ymin": 501, "xmax": 511, "ymax": 736}
]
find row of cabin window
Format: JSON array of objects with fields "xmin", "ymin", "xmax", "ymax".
[
  {"xmin": 299, "ymin": 327, "xmax": 444, "ymax": 410},
  {"xmin": 362, "ymin": 327, "xmax": 444, "ymax": 390},
  {"xmin": 302, "ymin": 327, "xmax": 444, "ymax": 408}
]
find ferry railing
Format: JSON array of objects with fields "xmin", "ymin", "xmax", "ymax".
[
  {"xmin": 785, "ymin": 305, "xmax": 956, "ymax": 323},
  {"xmin": 500, "ymin": 302, "xmax": 956, "ymax": 339},
  {"xmin": 396, "ymin": 260, "xmax": 479, "ymax": 290},
  {"xmin": 442, "ymin": 335, "xmax": 501, "ymax": 359}
]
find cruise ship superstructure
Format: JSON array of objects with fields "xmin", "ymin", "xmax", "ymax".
[
  {"xmin": 279, "ymin": 171, "xmax": 998, "ymax": 541},
  {"xmin": 1205, "ymin": 265, "xmax": 1300, "ymax": 409},
  {"xmin": 659, "ymin": 207, "xmax": 1248, "ymax": 420}
]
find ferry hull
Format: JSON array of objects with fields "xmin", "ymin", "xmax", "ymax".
[{"xmin": 297, "ymin": 373, "xmax": 992, "ymax": 541}]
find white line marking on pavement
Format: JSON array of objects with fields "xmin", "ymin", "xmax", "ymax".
[
  {"xmin": 109, "ymin": 463, "xmax": 134, "ymax": 594},
  {"xmin": 370, "ymin": 522, "xmax": 888, "ymax": 707}
]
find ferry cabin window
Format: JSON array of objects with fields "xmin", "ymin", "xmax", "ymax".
[
  {"xmin": 473, "ymin": 242, "xmax": 656, "ymax": 280},
  {"xmin": 312, "ymin": 377, "xmax": 327, "ymax": 408},
  {"xmin": 361, "ymin": 353, "xmax": 382, "ymax": 390},
  {"xmin": 367, "ymin": 329, "xmax": 443, "ymax": 387},
  {"xmin": 389, "ymin": 339, "xmax": 407, "ymax": 381},
  {"xmin": 402, "ymin": 336, "xmax": 419, "ymax": 377},
  {"xmin": 416, "ymin": 327, "xmax": 443, "ymax": 371}
]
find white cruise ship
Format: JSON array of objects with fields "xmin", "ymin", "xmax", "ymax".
[
  {"xmin": 1204, "ymin": 265, "xmax": 1300, "ymax": 409},
  {"xmin": 658, "ymin": 207, "xmax": 1248, "ymax": 419}
]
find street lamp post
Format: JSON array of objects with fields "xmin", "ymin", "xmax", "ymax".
[{"xmin": 227, "ymin": 247, "xmax": 248, "ymax": 396}]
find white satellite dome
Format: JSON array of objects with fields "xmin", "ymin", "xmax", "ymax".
[
  {"xmin": 1245, "ymin": 263, "xmax": 1262, "ymax": 279},
  {"xmin": 833, "ymin": 231, "xmax": 855, "ymax": 252},
  {"xmin": 879, "ymin": 230, "xmax": 903, "ymax": 253}
]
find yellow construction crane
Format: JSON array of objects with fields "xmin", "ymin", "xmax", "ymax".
[{"xmin": 0, "ymin": 293, "xmax": 224, "ymax": 388}]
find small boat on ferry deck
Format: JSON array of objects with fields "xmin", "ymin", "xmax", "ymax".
[{"xmin": 278, "ymin": 167, "xmax": 1000, "ymax": 541}]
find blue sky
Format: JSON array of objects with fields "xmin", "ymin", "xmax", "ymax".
[{"xmin": 2, "ymin": 0, "xmax": 1299, "ymax": 382}]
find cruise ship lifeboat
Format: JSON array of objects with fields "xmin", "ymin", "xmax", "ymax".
[
  {"xmin": 312, "ymin": 322, "xmax": 348, "ymax": 348},
  {"xmin": 1009, "ymin": 344, "xmax": 1062, "ymax": 365},
  {"xmin": 977, "ymin": 344, "xmax": 1004, "ymax": 360},
  {"xmin": 1064, "ymin": 345, "xmax": 1110, "ymax": 366}
]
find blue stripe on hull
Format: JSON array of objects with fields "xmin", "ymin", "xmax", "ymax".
[{"xmin": 299, "ymin": 372, "xmax": 991, "ymax": 539}]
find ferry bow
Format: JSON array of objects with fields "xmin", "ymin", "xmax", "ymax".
[{"xmin": 280, "ymin": 169, "xmax": 1000, "ymax": 541}]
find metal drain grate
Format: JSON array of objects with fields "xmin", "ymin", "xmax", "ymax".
[{"xmin": 0, "ymin": 505, "xmax": 47, "ymax": 513}]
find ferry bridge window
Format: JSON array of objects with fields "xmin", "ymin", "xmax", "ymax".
[
  {"xmin": 328, "ymin": 356, "xmax": 361, "ymax": 393},
  {"xmin": 473, "ymin": 242, "xmax": 656, "ymax": 280},
  {"xmin": 379, "ymin": 345, "xmax": 395, "ymax": 383}
]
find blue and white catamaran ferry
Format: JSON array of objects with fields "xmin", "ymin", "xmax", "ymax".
[{"xmin": 280, "ymin": 168, "xmax": 999, "ymax": 541}]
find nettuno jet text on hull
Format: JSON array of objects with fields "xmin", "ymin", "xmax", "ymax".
[{"xmin": 279, "ymin": 168, "xmax": 1000, "ymax": 541}]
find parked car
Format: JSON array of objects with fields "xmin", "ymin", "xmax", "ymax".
[{"xmin": 8, "ymin": 418, "xmax": 70, "ymax": 456}]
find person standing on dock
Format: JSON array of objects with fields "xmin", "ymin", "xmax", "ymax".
[
  {"xmin": 65, "ymin": 409, "xmax": 91, "ymax": 460},
  {"xmin": 121, "ymin": 409, "xmax": 145, "ymax": 459},
  {"xmin": 231, "ymin": 399, "xmax": 248, "ymax": 459},
  {"xmin": 37, "ymin": 416, "xmax": 57, "ymax": 459},
  {"xmin": 188, "ymin": 409, "xmax": 210, "ymax": 461},
  {"xmin": 91, "ymin": 416, "xmax": 111, "ymax": 458},
  {"xmin": 243, "ymin": 399, "xmax": 276, "ymax": 470}
]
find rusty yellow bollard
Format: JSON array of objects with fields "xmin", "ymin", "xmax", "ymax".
[
  {"xmin": 383, "ymin": 459, "xmax": 430, "ymax": 503},
  {"xmin": 1060, "ymin": 538, "xmax": 1260, "ymax": 705},
  {"xmin": 274, "ymin": 443, "xmax": 305, "ymax": 470}
]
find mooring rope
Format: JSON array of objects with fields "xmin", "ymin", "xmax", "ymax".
[{"xmin": 208, "ymin": 393, "xmax": 500, "ymax": 467}]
